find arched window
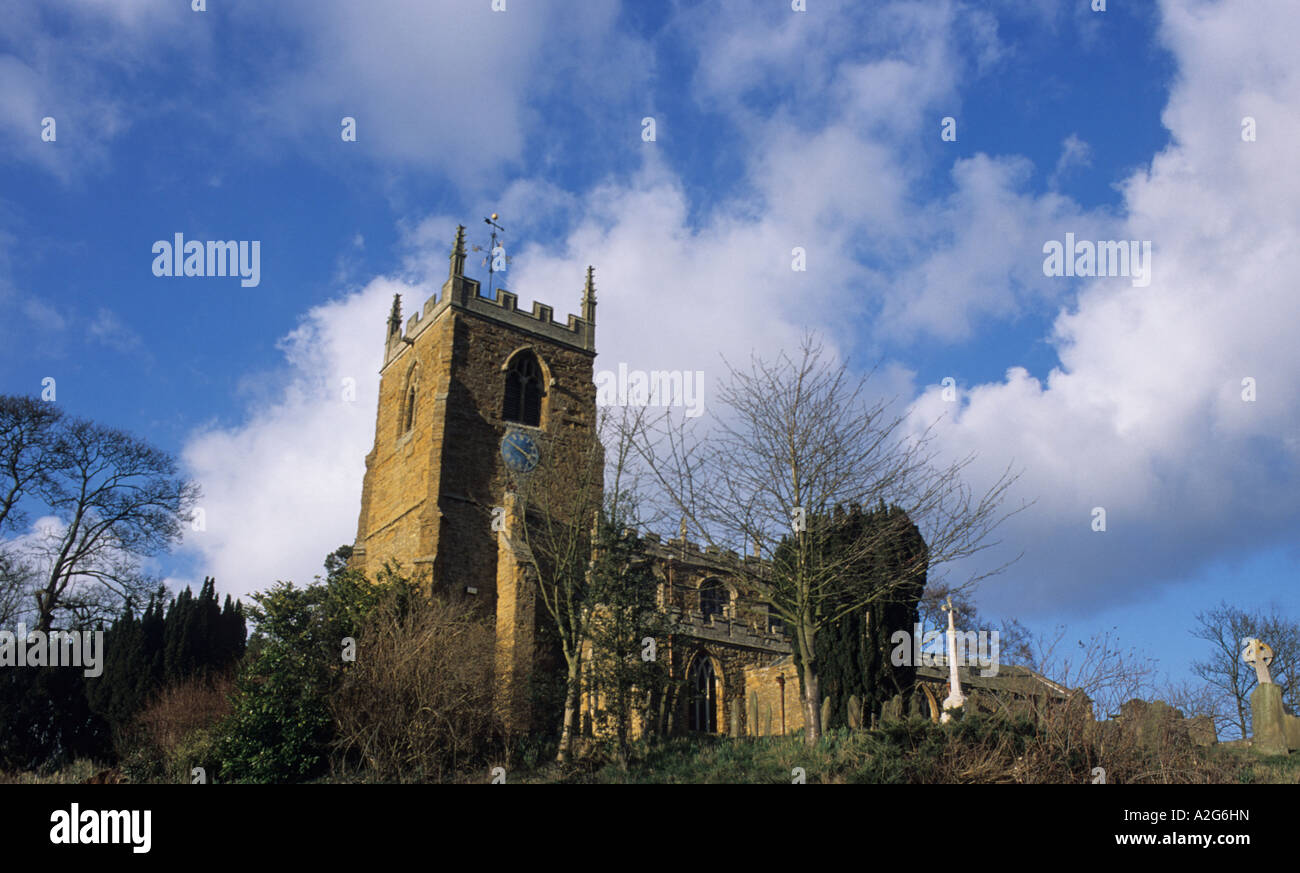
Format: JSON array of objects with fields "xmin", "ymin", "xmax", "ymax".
[
  {"xmin": 401, "ymin": 364, "xmax": 420, "ymax": 434},
  {"xmin": 699, "ymin": 579, "xmax": 726, "ymax": 621},
  {"xmin": 689, "ymin": 655, "xmax": 718, "ymax": 733},
  {"xmin": 503, "ymin": 351, "xmax": 544, "ymax": 426}
]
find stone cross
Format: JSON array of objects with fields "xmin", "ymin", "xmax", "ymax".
[
  {"xmin": 940, "ymin": 597, "xmax": 966, "ymax": 722},
  {"xmin": 1243, "ymin": 638, "xmax": 1275, "ymax": 686}
]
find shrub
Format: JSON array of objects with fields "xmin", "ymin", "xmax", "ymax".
[
  {"xmin": 330, "ymin": 587, "xmax": 500, "ymax": 782},
  {"xmin": 130, "ymin": 674, "xmax": 234, "ymax": 783}
]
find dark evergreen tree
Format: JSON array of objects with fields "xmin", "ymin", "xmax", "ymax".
[
  {"xmin": 783, "ymin": 502, "xmax": 927, "ymax": 729},
  {"xmin": 4, "ymin": 576, "xmax": 248, "ymax": 771},
  {"xmin": 162, "ymin": 586, "xmax": 191, "ymax": 682},
  {"xmin": 0, "ymin": 666, "xmax": 111, "ymax": 771},
  {"xmin": 140, "ymin": 587, "xmax": 166, "ymax": 689},
  {"xmin": 218, "ymin": 593, "xmax": 247, "ymax": 667},
  {"xmin": 86, "ymin": 603, "xmax": 149, "ymax": 749}
]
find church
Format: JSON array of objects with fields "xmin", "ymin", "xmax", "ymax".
[
  {"xmin": 348, "ymin": 223, "xmax": 815, "ymax": 739},
  {"xmin": 345, "ymin": 224, "xmax": 1082, "ymax": 739}
]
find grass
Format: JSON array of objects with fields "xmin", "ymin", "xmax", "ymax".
[{"xmin": 8, "ymin": 715, "xmax": 1299, "ymax": 784}]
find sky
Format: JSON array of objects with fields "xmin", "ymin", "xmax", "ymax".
[{"xmin": 1, "ymin": 0, "xmax": 1296, "ymax": 698}]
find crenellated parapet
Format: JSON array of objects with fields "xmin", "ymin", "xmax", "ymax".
[
  {"xmin": 664, "ymin": 605, "xmax": 792, "ymax": 653},
  {"xmin": 641, "ymin": 532, "xmax": 768, "ymax": 573}
]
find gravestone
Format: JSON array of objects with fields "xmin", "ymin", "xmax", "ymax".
[
  {"xmin": 881, "ymin": 692, "xmax": 904, "ymax": 724},
  {"xmin": 1187, "ymin": 715, "xmax": 1218, "ymax": 747},
  {"xmin": 1251, "ymin": 683, "xmax": 1289, "ymax": 755}
]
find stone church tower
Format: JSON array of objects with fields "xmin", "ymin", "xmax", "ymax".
[{"xmin": 351, "ymin": 224, "xmax": 599, "ymax": 729}]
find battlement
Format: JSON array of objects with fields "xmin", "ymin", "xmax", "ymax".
[
  {"xmin": 460, "ymin": 286, "xmax": 593, "ymax": 352},
  {"xmin": 642, "ymin": 531, "xmax": 767, "ymax": 572},
  {"xmin": 664, "ymin": 605, "xmax": 792, "ymax": 654}
]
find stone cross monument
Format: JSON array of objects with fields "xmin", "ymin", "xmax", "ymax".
[{"xmin": 1242, "ymin": 638, "xmax": 1274, "ymax": 686}]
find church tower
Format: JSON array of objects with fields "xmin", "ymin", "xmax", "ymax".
[{"xmin": 351, "ymin": 224, "xmax": 600, "ymax": 728}]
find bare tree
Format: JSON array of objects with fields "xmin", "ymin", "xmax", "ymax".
[
  {"xmin": 1031, "ymin": 626, "xmax": 1157, "ymax": 721},
  {"xmin": 0, "ymin": 398, "xmax": 199, "ymax": 631},
  {"xmin": 514, "ymin": 406, "xmax": 658, "ymax": 763},
  {"xmin": 1191, "ymin": 602, "xmax": 1299, "ymax": 740},
  {"xmin": 0, "ymin": 396, "xmax": 65, "ymax": 626},
  {"xmin": 637, "ymin": 334, "xmax": 1025, "ymax": 744},
  {"xmin": 0, "ymin": 549, "xmax": 33, "ymax": 628},
  {"xmin": 331, "ymin": 584, "xmax": 499, "ymax": 782},
  {"xmin": 0, "ymin": 396, "xmax": 63, "ymax": 534},
  {"xmin": 1159, "ymin": 678, "xmax": 1221, "ymax": 725}
]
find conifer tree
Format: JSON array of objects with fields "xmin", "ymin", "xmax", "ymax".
[{"xmin": 784, "ymin": 502, "xmax": 927, "ymax": 729}]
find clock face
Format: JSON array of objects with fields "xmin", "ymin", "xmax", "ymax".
[{"xmin": 501, "ymin": 430, "xmax": 540, "ymax": 473}]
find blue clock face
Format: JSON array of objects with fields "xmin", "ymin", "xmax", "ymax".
[{"xmin": 501, "ymin": 430, "xmax": 540, "ymax": 473}]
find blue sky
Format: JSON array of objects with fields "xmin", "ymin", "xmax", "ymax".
[{"xmin": 1, "ymin": 0, "xmax": 1296, "ymax": 705}]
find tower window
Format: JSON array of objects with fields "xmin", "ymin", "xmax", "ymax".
[{"xmin": 503, "ymin": 351, "xmax": 544, "ymax": 426}]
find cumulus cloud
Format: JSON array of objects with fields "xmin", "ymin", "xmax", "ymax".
[
  {"xmin": 1, "ymin": 0, "xmax": 647, "ymax": 185},
  {"xmin": 908, "ymin": 0, "xmax": 1300, "ymax": 617},
  {"xmin": 235, "ymin": 0, "xmax": 650, "ymax": 183}
]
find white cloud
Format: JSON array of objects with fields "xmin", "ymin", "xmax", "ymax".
[
  {"xmin": 1049, "ymin": 133, "xmax": 1093, "ymax": 188},
  {"xmin": 908, "ymin": 0, "xmax": 1300, "ymax": 617},
  {"xmin": 87, "ymin": 307, "xmax": 143, "ymax": 355},
  {"xmin": 239, "ymin": 0, "xmax": 649, "ymax": 182},
  {"xmin": 179, "ymin": 278, "xmax": 405, "ymax": 600}
]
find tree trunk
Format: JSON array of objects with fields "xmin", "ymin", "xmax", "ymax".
[
  {"xmin": 803, "ymin": 663, "xmax": 821, "ymax": 745},
  {"xmin": 556, "ymin": 656, "xmax": 581, "ymax": 764}
]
